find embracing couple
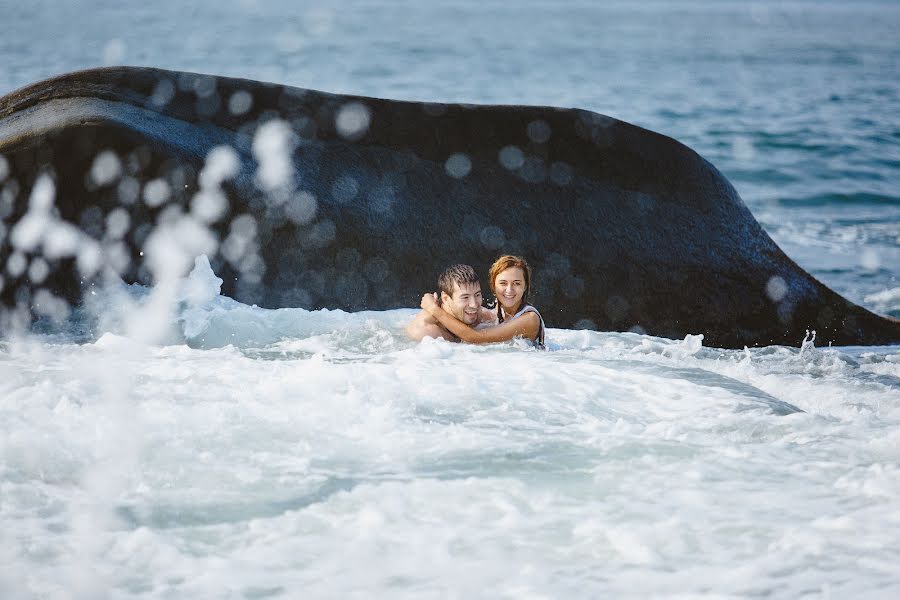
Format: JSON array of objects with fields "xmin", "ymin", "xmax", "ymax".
[{"xmin": 406, "ymin": 255, "xmax": 545, "ymax": 348}]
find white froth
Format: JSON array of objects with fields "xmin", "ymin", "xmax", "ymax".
[{"xmin": 3, "ymin": 260, "xmax": 899, "ymax": 597}]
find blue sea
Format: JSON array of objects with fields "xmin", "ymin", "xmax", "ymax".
[{"xmin": 1, "ymin": 1, "xmax": 899, "ymax": 598}]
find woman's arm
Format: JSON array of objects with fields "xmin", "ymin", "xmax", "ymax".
[
  {"xmin": 478, "ymin": 306, "xmax": 498, "ymax": 326},
  {"xmin": 420, "ymin": 294, "xmax": 539, "ymax": 344}
]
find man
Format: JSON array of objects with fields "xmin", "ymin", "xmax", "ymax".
[{"xmin": 406, "ymin": 264, "xmax": 495, "ymax": 341}]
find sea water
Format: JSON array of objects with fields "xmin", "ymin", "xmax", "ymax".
[{"xmin": 2, "ymin": 1, "xmax": 900, "ymax": 597}]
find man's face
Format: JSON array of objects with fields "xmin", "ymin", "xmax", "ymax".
[{"xmin": 441, "ymin": 281, "xmax": 482, "ymax": 325}]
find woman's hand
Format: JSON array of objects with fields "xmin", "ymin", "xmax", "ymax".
[{"xmin": 420, "ymin": 292, "xmax": 439, "ymax": 314}]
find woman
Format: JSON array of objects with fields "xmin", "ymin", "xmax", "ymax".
[{"xmin": 420, "ymin": 255, "xmax": 545, "ymax": 347}]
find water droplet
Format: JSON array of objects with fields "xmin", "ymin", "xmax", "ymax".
[
  {"xmin": 364, "ymin": 256, "xmax": 390, "ymax": 283},
  {"xmin": 32, "ymin": 289, "xmax": 70, "ymax": 323},
  {"xmin": 527, "ymin": 120, "xmax": 552, "ymax": 144},
  {"xmin": 28, "ymin": 258, "xmax": 49, "ymax": 284},
  {"xmin": 191, "ymin": 189, "xmax": 228, "ymax": 223},
  {"xmin": 766, "ymin": 275, "xmax": 788, "ymax": 302},
  {"xmin": 307, "ymin": 219, "xmax": 336, "ymax": 248},
  {"xmin": 102, "ymin": 39, "xmax": 125, "ymax": 65},
  {"xmin": 117, "ymin": 177, "xmax": 141, "ymax": 205},
  {"xmin": 335, "ymin": 102, "xmax": 371, "ymax": 140},
  {"xmin": 286, "ymin": 191, "xmax": 317, "ymax": 225},
  {"xmin": 90, "ymin": 151, "xmax": 122, "ymax": 187},
  {"xmin": 861, "ymin": 249, "xmax": 880, "ymax": 271},
  {"xmin": 6, "ymin": 252, "xmax": 26, "ymax": 277},
  {"xmin": 498, "ymin": 145, "xmax": 524, "ymax": 170},
  {"xmin": 252, "ymin": 120, "xmax": 296, "ymax": 191},
  {"xmin": 200, "ymin": 146, "xmax": 241, "ymax": 189},
  {"xmin": 143, "ymin": 179, "xmax": 172, "ymax": 207},
  {"xmin": 105, "ymin": 241, "xmax": 131, "ymax": 275},
  {"xmin": 223, "ymin": 214, "xmax": 259, "ymax": 266},
  {"xmin": 561, "ymin": 275, "xmax": 585, "ymax": 298},
  {"xmin": 228, "ymin": 90, "xmax": 253, "ymax": 116},
  {"xmin": 192, "ymin": 75, "xmax": 217, "ymax": 98},
  {"xmin": 331, "ymin": 175, "xmax": 359, "ymax": 204},
  {"xmin": 519, "ymin": 156, "xmax": 547, "ymax": 183},
  {"xmin": 43, "ymin": 222, "xmax": 81, "ymax": 259},
  {"xmin": 445, "ymin": 153, "xmax": 472, "ymax": 179},
  {"xmin": 149, "ymin": 79, "xmax": 176, "ymax": 109},
  {"xmin": 105, "ymin": 208, "xmax": 131, "ymax": 239},
  {"xmin": 549, "ymin": 162, "xmax": 574, "ymax": 186},
  {"xmin": 732, "ymin": 137, "xmax": 755, "ymax": 162},
  {"xmin": 479, "ymin": 226, "xmax": 505, "ymax": 250},
  {"xmin": 32, "ymin": 174, "xmax": 55, "ymax": 212}
]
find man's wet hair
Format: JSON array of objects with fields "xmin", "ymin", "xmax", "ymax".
[{"xmin": 437, "ymin": 264, "xmax": 480, "ymax": 300}]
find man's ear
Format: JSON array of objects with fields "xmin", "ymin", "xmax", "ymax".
[{"xmin": 440, "ymin": 291, "xmax": 451, "ymax": 306}]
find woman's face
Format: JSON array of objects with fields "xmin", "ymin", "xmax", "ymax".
[{"xmin": 494, "ymin": 266, "xmax": 526, "ymax": 313}]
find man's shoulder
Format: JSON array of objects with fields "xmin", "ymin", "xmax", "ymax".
[{"xmin": 406, "ymin": 310, "xmax": 455, "ymax": 342}]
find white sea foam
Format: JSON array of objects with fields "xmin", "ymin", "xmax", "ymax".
[{"xmin": 3, "ymin": 256, "xmax": 899, "ymax": 597}]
